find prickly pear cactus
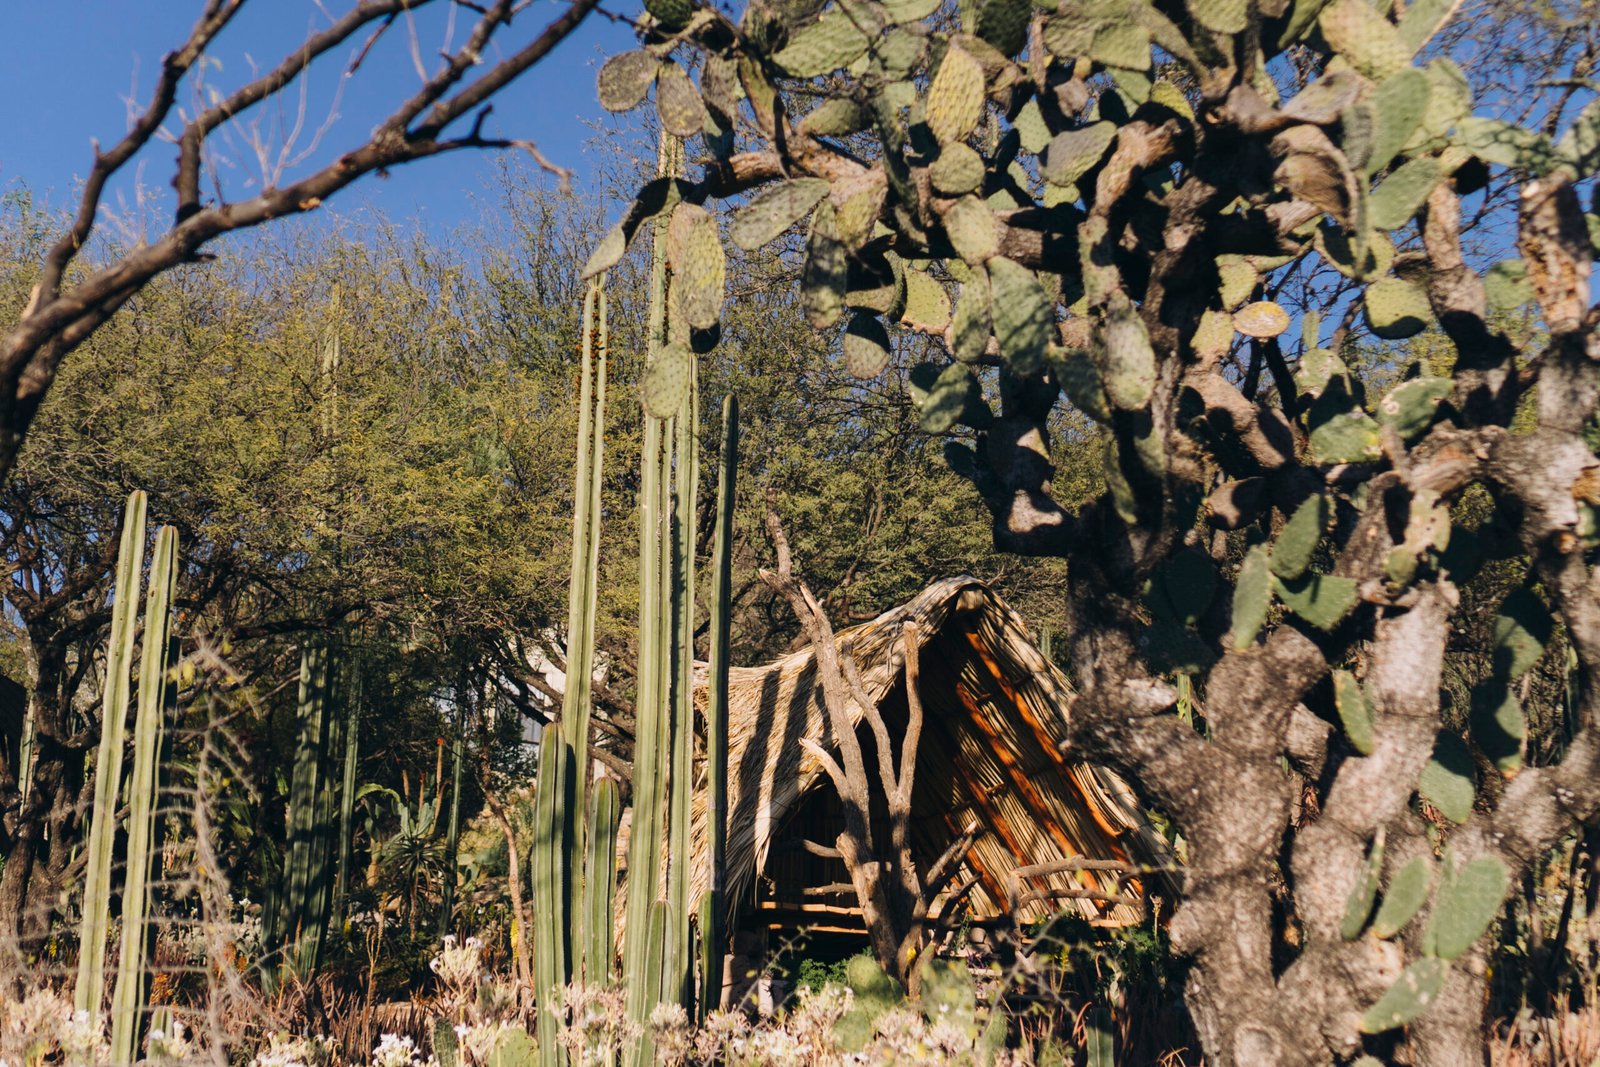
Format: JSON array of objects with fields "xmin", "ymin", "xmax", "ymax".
[{"xmin": 585, "ymin": 0, "xmax": 1600, "ymax": 1058}]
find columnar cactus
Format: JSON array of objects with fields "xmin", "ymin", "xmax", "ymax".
[
  {"xmin": 109, "ymin": 523, "xmax": 179, "ymax": 1066},
  {"xmin": 75, "ymin": 491, "xmax": 149, "ymax": 1016},
  {"xmin": 698, "ymin": 394, "xmax": 737, "ymax": 1017}
]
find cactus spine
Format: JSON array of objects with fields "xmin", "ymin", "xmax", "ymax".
[
  {"xmin": 110, "ymin": 523, "xmax": 179, "ymax": 1066},
  {"xmin": 699, "ymin": 394, "xmax": 737, "ymax": 1017},
  {"xmin": 76, "ymin": 490, "xmax": 149, "ymax": 1017}
]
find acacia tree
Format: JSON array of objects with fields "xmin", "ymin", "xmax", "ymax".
[
  {"xmin": 0, "ymin": 0, "xmax": 599, "ymax": 486},
  {"xmin": 588, "ymin": 0, "xmax": 1600, "ymax": 1062}
]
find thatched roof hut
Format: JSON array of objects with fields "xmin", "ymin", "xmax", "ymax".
[{"xmin": 678, "ymin": 576, "xmax": 1175, "ymax": 931}]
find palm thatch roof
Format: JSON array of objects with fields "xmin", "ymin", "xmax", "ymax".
[{"xmin": 677, "ymin": 575, "xmax": 1175, "ymax": 927}]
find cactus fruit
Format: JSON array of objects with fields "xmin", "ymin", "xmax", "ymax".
[
  {"xmin": 773, "ymin": 11, "xmax": 871, "ymax": 77},
  {"xmin": 1270, "ymin": 494, "xmax": 1328, "ymax": 581},
  {"xmin": 1368, "ymin": 157, "xmax": 1445, "ymax": 230},
  {"xmin": 943, "ymin": 196, "xmax": 999, "ymax": 265},
  {"xmin": 1043, "ymin": 122, "xmax": 1117, "ymax": 188},
  {"xmin": 1273, "ymin": 572, "xmax": 1360, "ymax": 630},
  {"xmin": 597, "ymin": 51, "xmax": 661, "ymax": 112},
  {"xmin": 732, "ymin": 179, "xmax": 832, "ymax": 251},
  {"xmin": 987, "ymin": 257, "xmax": 1050, "ymax": 376},
  {"xmin": 1333, "ymin": 669, "xmax": 1376, "ymax": 755},
  {"xmin": 1340, "ymin": 829, "xmax": 1385, "ymax": 941},
  {"xmin": 1426, "ymin": 856, "xmax": 1508, "ymax": 959},
  {"xmin": 1360, "ymin": 958, "xmax": 1447, "ymax": 1033},
  {"xmin": 844, "ymin": 312, "xmax": 893, "ymax": 378},
  {"xmin": 931, "ymin": 143, "xmax": 986, "ymax": 195},
  {"xmin": 1233, "ymin": 301, "xmax": 1290, "ymax": 338},
  {"xmin": 1418, "ymin": 730, "xmax": 1475, "ymax": 823},
  {"xmin": 925, "ymin": 43, "xmax": 985, "ymax": 144},
  {"xmin": 655, "ymin": 63, "xmax": 709, "ymax": 138},
  {"xmin": 1372, "ymin": 856, "xmax": 1434, "ymax": 938}
]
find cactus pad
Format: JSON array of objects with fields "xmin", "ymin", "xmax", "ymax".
[
  {"xmin": 656, "ymin": 63, "xmax": 709, "ymax": 137},
  {"xmin": 1365, "ymin": 276, "xmax": 1433, "ymax": 339},
  {"xmin": 1372, "ymin": 856, "xmax": 1433, "ymax": 939},
  {"xmin": 1366, "ymin": 69, "xmax": 1430, "ymax": 175},
  {"xmin": 1360, "ymin": 958, "xmax": 1447, "ymax": 1033},
  {"xmin": 926, "ymin": 43, "xmax": 986, "ymax": 144},
  {"xmin": 802, "ymin": 203, "xmax": 848, "ymax": 328},
  {"xmin": 773, "ymin": 10, "xmax": 871, "ymax": 77},
  {"xmin": 931, "ymin": 142, "xmax": 987, "ymax": 195},
  {"xmin": 1427, "ymin": 856, "xmax": 1508, "ymax": 960},
  {"xmin": 1469, "ymin": 680, "xmax": 1524, "ymax": 773},
  {"xmin": 988, "ymin": 256, "xmax": 1050, "ymax": 376},
  {"xmin": 943, "ymin": 195, "xmax": 1000, "ymax": 265},
  {"xmin": 1376, "ymin": 376, "xmax": 1451, "ymax": 440},
  {"xmin": 1044, "ymin": 122, "xmax": 1118, "ymax": 188},
  {"xmin": 910, "ymin": 361, "xmax": 984, "ymax": 432},
  {"xmin": 1273, "ymin": 571, "xmax": 1360, "ymax": 630},
  {"xmin": 731, "ymin": 178, "xmax": 832, "ymax": 251},
  {"xmin": 642, "ymin": 342, "xmax": 693, "ymax": 418},
  {"xmin": 1097, "ymin": 296, "xmax": 1157, "ymax": 410},
  {"xmin": 844, "ymin": 311, "xmax": 892, "ymax": 378},
  {"xmin": 667, "ymin": 204, "xmax": 726, "ymax": 330},
  {"xmin": 1333, "ymin": 669, "xmax": 1376, "ymax": 755},
  {"xmin": 1318, "ymin": 0, "xmax": 1415, "ymax": 80},
  {"xmin": 902, "ymin": 269, "xmax": 952, "ymax": 333},
  {"xmin": 975, "ymin": 0, "xmax": 1030, "ymax": 55},
  {"xmin": 950, "ymin": 272, "xmax": 992, "ymax": 362},
  {"xmin": 1368, "ymin": 156, "xmax": 1444, "ymax": 230},
  {"xmin": 597, "ymin": 51, "xmax": 662, "ymax": 113},
  {"xmin": 1234, "ymin": 301, "xmax": 1291, "ymax": 338},
  {"xmin": 1189, "ymin": 0, "xmax": 1248, "ymax": 34},
  {"xmin": 1418, "ymin": 729, "xmax": 1475, "ymax": 823},
  {"xmin": 800, "ymin": 98, "xmax": 871, "ymax": 138},
  {"xmin": 1271, "ymin": 493, "xmax": 1328, "ymax": 580}
]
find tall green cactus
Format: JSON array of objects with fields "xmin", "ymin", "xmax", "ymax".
[
  {"xmin": 533, "ymin": 270, "xmax": 611, "ymax": 1067},
  {"xmin": 110, "ymin": 523, "xmax": 179, "ymax": 1066},
  {"xmin": 76, "ymin": 490, "xmax": 149, "ymax": 1017},
  {"xmin": 582, "ymin": 777, "xmax": 621, "ymax": 985},
  {"xmin": 438, "ymin": 725, "xmax": 465, "ymax": 938},
  {"xmin": 699, "ymin": 394, "xmax": 738, "ymax": 1017},
  {"xmin": 264, "ymin": 641, "xmax": 339, "ymax": 983},
  {"xmin": 333, "ymin": 658, "xmax": 361, "ymax": 915}
]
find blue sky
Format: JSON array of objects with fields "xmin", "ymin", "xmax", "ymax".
[{"xmin": 0, "ymin": 1, "xmax": 641, "ymax": 240}]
